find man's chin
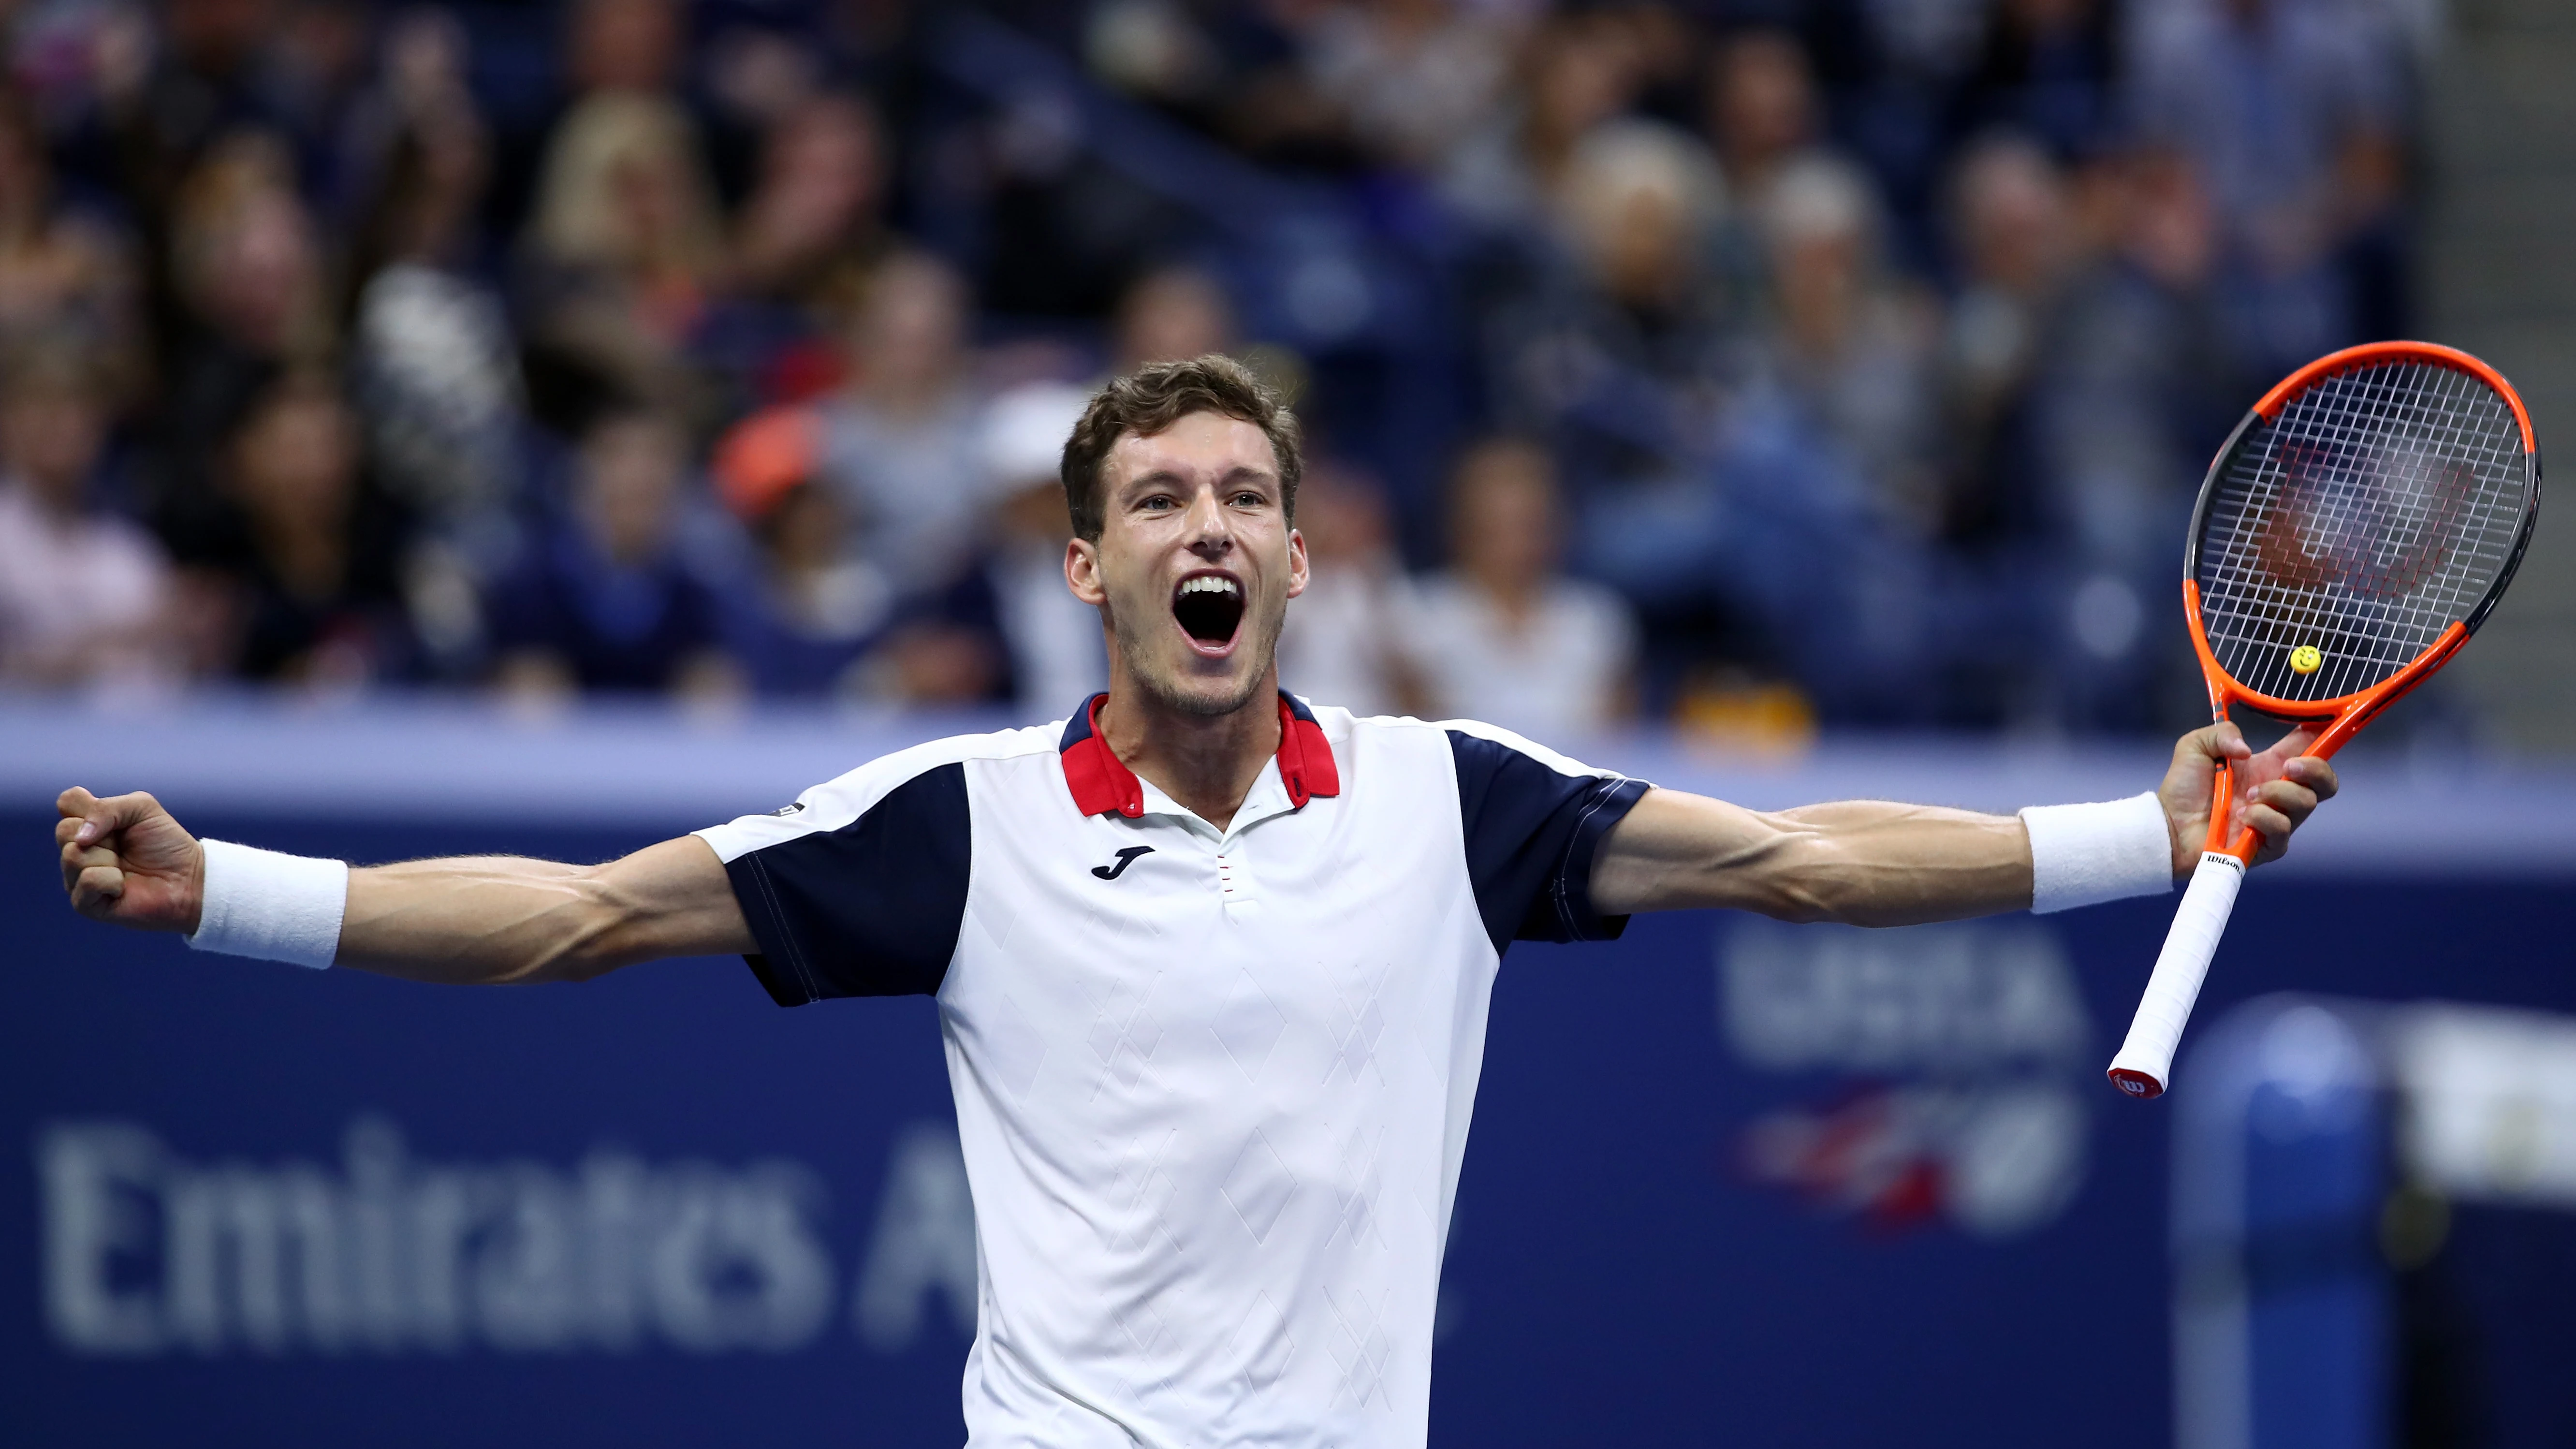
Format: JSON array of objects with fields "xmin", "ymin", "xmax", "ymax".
[
  {"xmin": 1119, "ymin": 642, "xmax": 1273, "ymax": 719},
  {"xmin": 1134, "ymin": 667, "xmax": 1269, "ymax": 719}
]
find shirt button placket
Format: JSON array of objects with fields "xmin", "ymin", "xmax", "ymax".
[{"xmin": 1215, "ymin": 844, "xmax": 1259, "ymax": 913}]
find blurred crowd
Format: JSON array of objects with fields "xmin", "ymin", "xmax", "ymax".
[{"xmin": 0, "ymin": 0, "xmax": 2435, "ymax": 740}]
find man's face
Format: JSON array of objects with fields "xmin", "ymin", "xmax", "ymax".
[{"xmin": 1068, "ymin": 410, "xmax": 1307, "ymax": 717}]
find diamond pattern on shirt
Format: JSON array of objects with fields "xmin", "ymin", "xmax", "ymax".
[
  {"xmin": 1084, "ymin": 968, "xmax": 1165, "ymax": 1094},
  {"xmin": 1112, "ymin": 1294, "xmax": 1177, "ymax": 1400},
  {"xmin": 1326, "ymin": 958, "xmax": 1392, "ymax": 1085},
  {"xmin": 1227, "ymin": 1288, "xmax": 1297, "ymax": 1391},
  {"xmin": 1210, "ymin": 966, "xmax": 1289, "ymax": 1083},
  {"xmin": 1322, "ymin": 1283, "xmax": 1395, "ymax": 1411},
  {"xmin": 1102, "ymin": 1126, "xmax": 1181, "ymax": 1255},
  {"xmin": 977, "ymin": 989, "xmax": 1051, "ymax": 1100},
  {"xmin": 1218, "ymin": 1127, "xmax": 1299, "ymax": 1245},
  {"xmin": 970, "ymin": 893, "xmax": 1019, "ymax": 952},
  {"xmin": 1330, "ymin": 1122, "xmax": 1388, "ymax": 1251}
]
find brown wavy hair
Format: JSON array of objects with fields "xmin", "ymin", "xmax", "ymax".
[{"xmin": 1060, "ymin": 354, "xmax": 1301, "ymax": 542}]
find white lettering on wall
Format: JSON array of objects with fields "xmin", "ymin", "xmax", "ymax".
[
  {"xmin": 1719, "ymin": 919, "xmax": 2092, "ymax": 1237},
  {"xmin": 37, "ymin": 1122, "xmax": 162, "ymax": 1354},
  {"xmin": 1722, "ymin": 918, "xmax": 2089, "ymax": 1073},
  {"xmin": 33, "ymin": 1118, "xmax": 884, "ymax": 1359}
]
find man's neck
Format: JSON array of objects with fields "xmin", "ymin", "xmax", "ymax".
[{"xmin": 1097, "ymin": 673, "xmax": 1281, "ymax": 832}]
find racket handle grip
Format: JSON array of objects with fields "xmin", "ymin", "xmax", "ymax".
[{"xmin": 2106, "ymin": 851, "xmax": 2246, "ymax": 1099}]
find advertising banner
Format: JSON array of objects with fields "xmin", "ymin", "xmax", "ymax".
[{"xmin": 5, "ymin": 716, "xmax": 2571, "ymax": 1447}]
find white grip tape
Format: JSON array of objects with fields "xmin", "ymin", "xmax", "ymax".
[
  {"xmin": 185, "ymin": 840, "xmax": 349, "ymax": 969},
  {"xmin": 2107, "ymin": 851, "xmax": 2244, "ymax": 1097}
]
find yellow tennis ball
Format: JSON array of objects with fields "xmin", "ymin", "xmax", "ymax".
[{"xmin": 2290, "ymin": 644, "xmax": 2323, "ymax": 675}]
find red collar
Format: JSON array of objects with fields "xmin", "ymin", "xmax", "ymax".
[{"xmin": 1059, "ymin": 691, "xmax": 1341, "ymax": 819}]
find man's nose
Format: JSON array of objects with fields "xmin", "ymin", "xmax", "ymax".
[{"xmin": 1183, "ymin": 489, "xmax": 1233, "ymax": 556}]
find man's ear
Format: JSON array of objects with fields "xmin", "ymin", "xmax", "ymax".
[
  {"xmin": 1066, "ymin": 536, "xmax": 1108, "ymax": 606},
  {"xmin": 1284, "ymin": 527, "xmax": 1310, "ymax": 600}
]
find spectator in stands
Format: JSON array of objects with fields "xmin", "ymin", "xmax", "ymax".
[
  {"xmin": 335, "ymin": 18, "xmax": 524, "ymax": 680},
  {"xmin": 2128, "ymin": 0, "xmax": 2407, "ymax": 374},
  {"xmin": 711, "ymin": 89, "xmax": 899, "ymax": 408},
  {"xmin": 217, "ymin": 370, "xmax": 412, "ymax": 686},
  {"xmin": 1274, "ymin": 460, "xmax": 1422, "ymax": 719},
  {"xmin": 343, "ymin": 14, "xmax": 497, "ymax": 300},
  {"xmin": 487, "ymin": 407, "xmax": 738, "ymax": 703},
  {"xmin": 2031, "ymin": 149, "xmax": 2254, "ymax": 730},
  {"xmin": 1818, "ymin": 0, "xmax": 1997, "ymax": 274},
  {"xmin": 979, "ymin": 381, "xmax": 1106, "ymax": 720},
  {"xmin": 155, "ymin": 132, "xmax": 334, "ymax": 564},
  {"xmin": 811, "ymin": 251, "xmax": 990, "ymax": 596},
  {"xmin": 1704, "ymin": 29, "xmax": 1827, "ymax": 218},
  {"xmin": 1560, "ymin": 121, "xmax": 1733, "ymax": 334},
  {"xmin": 521, "ymin": 91, "xmax": 726, "ymax": 429},
  {"xmin": 82, "ymin": 0, "xmax": 293, "ymax": 232},
  {"xmin": 1485, "ymin": 118, "xmax": 1738, "ymax": 478},
  {"xmin": 696, "ymin": 23, "xmax": 822, "ymax": 202},
  {"xmin": 0, "ymin": 350, "xmax": 176, "ymax": 690},
  {"xmin": 1951, "ymin": 0, "xmax": 2123, "ymax": 163},
  {"xmin": 1936, "ymin": 134, "xmax": 2080, "ymax": 548},
  {"xmin": 730, "ymin": 91, "xmax": 895, "ymax": 318},
  {"xmin": 265, "ymin": 0, "xmax": 376, "ymax": 215},
  {"xmin": 709, "ymin": 405, "xmax": 892, "ymax": 698},
  {"xmin": 1410, "ymin": 438, "xmax": 1634, "ymax": 738},
  {"xmin": 1440, "ymin": 11, "xmax": 1643, "ymax": 234},
  {"xmin": 342, "ymin": 24, "xmax": 521, "ymax": 549},
  {"xmin": 1303, "ymin": 0, "xmax": 1518, "ymax": 175},
  {"xmin": 1112, "ymin": 265, "xmax": 1238, "ymax": 375},
  {"xmin": 566, "ymin": 0, "xmax": 685, "ymax": 101},
  {"xmin": 1753, "ymin": 154, "xmax": 1942, "ymax": 538},
  {"xmin": 0, "ymin": 97, "xmax": 142, "ymax": 401}
]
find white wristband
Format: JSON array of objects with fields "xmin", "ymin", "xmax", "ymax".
[
  {"xmin": 2019, "ymin": 792, "xmax": 2175, "ymax": 914},
  {"xmin": 186, "ymin": 840, "xmax": 349, "ymax": 968}
]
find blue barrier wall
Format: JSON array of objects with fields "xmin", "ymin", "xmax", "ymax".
[{"xmin": 6, "ymin": 707, "xmax": 2574, "ymax": 1447}]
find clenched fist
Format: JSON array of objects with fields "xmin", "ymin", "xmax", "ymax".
[{"xmin": 57, "ymin": 788, "xmax": 205, "ymax": 933}]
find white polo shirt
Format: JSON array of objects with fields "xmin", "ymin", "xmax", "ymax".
[{"xmin": 695, "ymin": 693, "xmax": 1648, "ymax": 1448}]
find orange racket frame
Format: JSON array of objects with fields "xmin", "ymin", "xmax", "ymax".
[
  {"xmin": 2180, "ymin": 340, "xmax": 2538, "ymax": 869},
  {"xmin": 2104, "ymin": 340, "xmax": 2541, "ymax": 1100}
]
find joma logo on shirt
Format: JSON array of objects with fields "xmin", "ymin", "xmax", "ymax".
[{"xmin": 1091, "ymin": 847, "xmax": 1153, "ymax": 881}]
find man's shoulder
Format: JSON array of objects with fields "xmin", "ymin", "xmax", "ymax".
[
  {"xmin": 1434, "ymin": 716, "xmax": 1621, "ymax": 781},
  {"xmin": 696, "ymin": 723, "xmax": 1060, "ymax": 861},
  {"xmin": 818, "ymin": 722, "xmax": 1068, "ymax": 803},
  {"xmin": 1294, "ymin": 703, "xmax": 1617, "ymax": 781},
  {"xmin": 1293, "ymin": 700, "xmax": 1448, "ymax": 748}
]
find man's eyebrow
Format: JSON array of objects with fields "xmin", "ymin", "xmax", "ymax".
[{"xmin": 1119, "ymin": 465, "xmax": 1280, "ymax": 494}]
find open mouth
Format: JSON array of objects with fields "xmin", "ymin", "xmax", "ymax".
[{"xmin": 1171, "ymin": 572, "xmax": 1246, "ymax": 652}]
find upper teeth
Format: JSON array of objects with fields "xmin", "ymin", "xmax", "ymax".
[{"xmin": 1180, "ymin": 577, "xmax": 1240, "ymax": 597}]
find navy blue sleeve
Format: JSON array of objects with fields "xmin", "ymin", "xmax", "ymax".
[
  {"xmin": 1447, "ymin": 731, "xmax": 1652, "ymax": 955},
  {"xmin": 723, "ymin": 764, "xmax": 970, "ymax": 1004}
]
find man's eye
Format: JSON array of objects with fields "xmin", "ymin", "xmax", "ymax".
[
  {"xmin": 1140, "ymin": 496, "xmax": 1174, "ymax": 511},
  {"xmin": 1232, "ymin": 492, "xmax": 1266, "ymax": 508}
]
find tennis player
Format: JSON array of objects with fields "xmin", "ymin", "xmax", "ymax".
[{"xmin": 55, "ymin": 357, "xmax": 2333, "ymax": 1448}]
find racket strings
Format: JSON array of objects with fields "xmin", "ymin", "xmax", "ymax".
[{"xmin": 2195, "ymin": 360, "xmax": 2529, "ymax": 703}]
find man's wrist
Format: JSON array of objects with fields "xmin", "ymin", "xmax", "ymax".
[
  {"xmin": 185, "ymin": 841, "xmax": 349, "ymax": 968},
  {"xmin": 2018, "ymin": 793, "xmax": 2174, "ymax": 915}
]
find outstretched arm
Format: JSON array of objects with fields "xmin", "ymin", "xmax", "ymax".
[
  {"xmin": 1589, "ymin": 722, "xmax": 2338, "ymax": 925},
  {"xmin": 56, "ymin": 788, "xmax": 753, "ymax": 983}
]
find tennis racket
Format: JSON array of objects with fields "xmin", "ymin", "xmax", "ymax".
[{"xmin": 2106, "ymin": 341, "xmax": 2543, "ymax": 1099}]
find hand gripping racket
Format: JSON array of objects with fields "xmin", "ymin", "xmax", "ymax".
[{"xmin": 2106, "ymin": 341, "xmax": 2542, "ymax": 1099}]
